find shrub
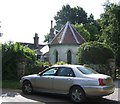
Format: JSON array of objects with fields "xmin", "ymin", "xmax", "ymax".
[
  {"xmin": 78, "ymin": 41, "xmax": 114, "ymax": 64},
  {"xmin": 25, "ymin": 61, "xmax": 50, "ymax": 75},
  {"xmin": 2, "ymin": 42, "xmax": 36, "ymax": 80}
]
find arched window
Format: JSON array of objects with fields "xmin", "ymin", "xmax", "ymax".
[
  {"xmin": 67, "ymin": 50, "xmax": 72, "ymax": 64},
  {"xmin": 55, "ymin": 50, "xmax": 58, "ymax": 63}
]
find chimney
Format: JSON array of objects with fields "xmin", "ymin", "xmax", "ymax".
[
  {"xmin": 49, "ymin": 20, "xmax": 55, "ymax": 43},
  {"xmin": 34, "ymin": 33, "xmax": 39, "ymax": 48}
]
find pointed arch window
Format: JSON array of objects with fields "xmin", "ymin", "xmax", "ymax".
[
  {"xmin": 67, "ymin": 50, "xmax": 72, "ymax": 64},
  {"xmin": 55, "ymin": 50, "xmax": 58, "ymax": 63}
]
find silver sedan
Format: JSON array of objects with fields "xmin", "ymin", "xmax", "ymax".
[{"xmin": 20, "ymin": 65, "xmax": 115, "ymax": 103}]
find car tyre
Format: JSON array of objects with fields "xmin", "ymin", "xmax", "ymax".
[
  {"xmin": 69, "ymin": 86, "xmax": 86, "ymax": 103},
  {"xmin": 22, "ymin": 81, "xmax": 33, "ymax": 94}
]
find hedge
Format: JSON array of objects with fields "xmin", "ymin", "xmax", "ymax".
[{"xmin": 78, "ymin": 41, "xmax": 114, "ymax": 64}]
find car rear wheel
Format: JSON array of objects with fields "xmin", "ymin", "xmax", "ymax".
[
  {"xmin": 22, "ymin": 81, "xmax": 33, "ymax": 94},
  {"xmin": 69, "ymin": 86, "xmax": 86, "ymax": 103}
]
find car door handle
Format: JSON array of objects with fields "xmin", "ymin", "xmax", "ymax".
[{"xmin": 48, "ymin": 77, "xmax": 53, "ymax": 79}]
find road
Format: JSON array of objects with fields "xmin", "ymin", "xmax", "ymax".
[{"xmin": 1, "ymin": 80, "xmax": 120, "ymax": 104}]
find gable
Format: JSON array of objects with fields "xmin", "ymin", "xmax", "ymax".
[{"xmin": 50, "ymin": 21, "xmax": 85, "ymax": 45}]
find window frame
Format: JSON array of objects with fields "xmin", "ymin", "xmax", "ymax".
[
  {"xmin": 55, "ymin": 50, "xmax": 58, "ymax": 63},
  {"xmin": 67, "ymin": 50, "xmax": 72, "ymax": 64},
  {"xmin": 56, "ymin": 67, "xmax": 75, "ymax": 77},
  {"xmin": 40, "ymin": 67, "xmax": 58, "ymax": 76}
]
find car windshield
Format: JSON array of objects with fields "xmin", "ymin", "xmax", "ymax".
[{"xmin": 77, "ymin": 66, "xmax": 99, "ymax": 75}]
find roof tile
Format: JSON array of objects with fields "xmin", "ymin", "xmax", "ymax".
[{"xmin": 50, "ymin": 21, "xmax": 85, "ymax": 45}]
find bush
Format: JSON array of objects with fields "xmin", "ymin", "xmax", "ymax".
[
  {"xmin": 25, "ymin": 61, "xmax": 50, "ymax": 75},
  {"xmin": 84, "ymin": 64, "xmax": 111, "ymax": 75},
  {"xmin": 78, "ymin": 41, "xmax": 114, "ymax": 64},
  {"xmin": 2, "ymin": 42, "xmax": 36, "ymax": 80}
]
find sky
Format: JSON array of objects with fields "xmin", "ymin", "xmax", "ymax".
[{"xmin": 0, "ymin": 0, "xmax": 119, "ymax": 44}]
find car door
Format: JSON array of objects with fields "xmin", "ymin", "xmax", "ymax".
[
  {"xmin": 53, "ymin": 67, "xmax": 75, "ymax": 93},
  {"xmin": 35, "ymin": 67, "xmax": 58, "ymax": 90}
]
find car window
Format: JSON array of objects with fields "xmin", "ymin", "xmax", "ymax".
[
  {"xmin": 42, "ymin": 68, "xmax": 58, "ymax": 76},
  {"xmin": 77, "ymin": 66, "xmax": 98, "ymax": 75},
  {"xmin": 57, "ymin": 67, "xmax": 75, "ymax": 77}
]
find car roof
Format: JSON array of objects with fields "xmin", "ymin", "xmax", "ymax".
[{"xmin": 51, "ymin": 64, "xmax": 83, "ymax": 68}]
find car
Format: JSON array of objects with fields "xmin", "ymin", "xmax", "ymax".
[{"xmin": 20, "ymin": 64, "xmax": 115, "ymax": 103}]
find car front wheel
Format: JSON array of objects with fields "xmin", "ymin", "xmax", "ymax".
[
  {"xmin": 69, "ymin": 86, "xmax": 86, "ymax": 103},
  {"xmin": 22, "ymin": 81, "xmax": 33, "ymax": 94}
]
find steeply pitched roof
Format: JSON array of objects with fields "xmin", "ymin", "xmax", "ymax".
[{"xmin": 50, "ymin": 21, "xmax": 85, "ymax": 45}]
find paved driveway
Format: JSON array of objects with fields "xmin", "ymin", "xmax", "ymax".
[{"xmin": 1, "ymin": 80, "xmax": 120, "ymax": 104}]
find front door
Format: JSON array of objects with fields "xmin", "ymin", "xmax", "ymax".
[{"xmin": 36, "ymin": 67, "xmax": 58, "ymax": 90}]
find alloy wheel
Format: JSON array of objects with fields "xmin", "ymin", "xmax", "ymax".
[
  {"xmin": 70, "ymin": 86, "xmax": 86, "ymax": 103},
  {"xmin": 22, "ymin": 81, "xmax": 33, "ymax": 94}
]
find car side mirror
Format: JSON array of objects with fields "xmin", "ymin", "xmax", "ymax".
[{"xmin": 38, "ymin": 72, "xmax": 42, "ymax": 76}]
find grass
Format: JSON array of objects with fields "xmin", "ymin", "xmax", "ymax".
[{"xmin": 2, "ymin": 80, "xmax": 21, "ymax": 90}]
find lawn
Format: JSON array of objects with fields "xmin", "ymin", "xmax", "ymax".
[{"xmin": 2, "ymin": 80, "xmax": 21, "ymax": 90}]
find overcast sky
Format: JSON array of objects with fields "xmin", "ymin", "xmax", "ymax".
[{"xmin": 0, "ymin": 0, "xmax": 119, "ymax": 44}]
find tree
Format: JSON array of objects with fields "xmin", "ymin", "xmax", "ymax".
[
  {"xmin": 44, "ymin": 33, "xmax": 49, "ymax": 43},
  {"xmin": 85, "ymin": 14, "xmax": 102, "ymax": 41},
  {"xmin": 111, "ymin": 4, "xmax": 120, "ymax": 67},
  {"xmin": 53, "ymin": 4, "xmax": 101, "ymax": 42},
  {"xmin": 87, "ymin": 13, "xmax": 94, "ymax": 23},
  {"xmin": 74, "ymin": 23, "xmax": 90, "ymax": 41},
  {"xmin": 54, "ymin": 4, "xmax": 88, "ymax": 30},
  {"xmin": 100, "ymin": 2, "xmax": 120, "ymax": 66}
]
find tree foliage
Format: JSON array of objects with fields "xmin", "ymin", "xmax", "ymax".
[
  {"xmin": 85, "ymin": 19, "xmax": 101, "ymax": 41},
  {"xmin": 100, "ymin": 2, "xmax": 120, "ymax": 66},
  {"xmin": 44, "ymin": 33, "xmax": 49, "ymax": 43},
  {"xmin": 2, "ymin": 42, "xmax": 36, "ymax": 80},
  {"xmin": 53, "ymin": 4, "xmax": 101, "ymax": 42},
  {"xmin": 54, "ymin": 4, "xmax": 87, "ymax": 30},
  {"xmin": 78, "ymin": 41, "xmax": 114, "ymax": 64},
  {"xmin": 74, "ymin": 23, "xmax": 90, "ymax": 41}
]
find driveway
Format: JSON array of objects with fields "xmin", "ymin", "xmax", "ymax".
[{"xmin": 1, "ymin": 80, "xmax": 120, "ymax": 104}]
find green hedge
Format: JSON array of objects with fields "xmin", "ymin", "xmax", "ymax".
[
  {"xmin": 2, "ymin": 42, "xmax": 36, "ymax": 80},
  {"xmin": 78, "ymin": 41, "xmax": 114, "ymax": 64}
]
